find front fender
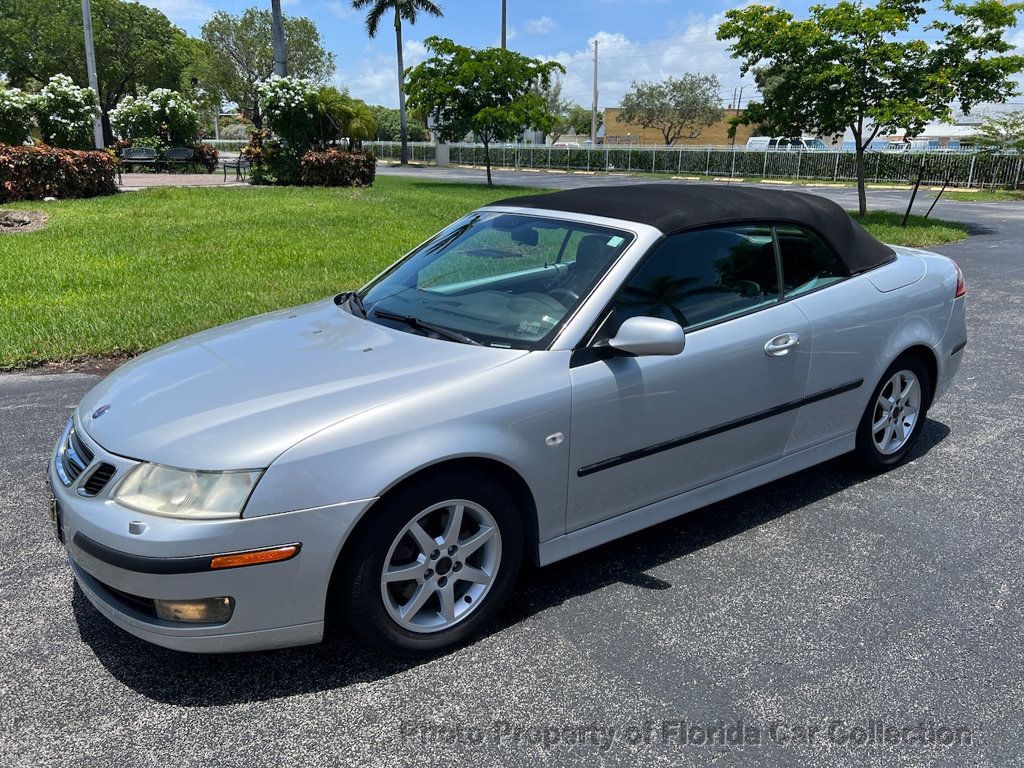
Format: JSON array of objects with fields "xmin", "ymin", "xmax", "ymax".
[{"xmin": 243, "ymin": 351, "xmax": 573, "ymax": 545}]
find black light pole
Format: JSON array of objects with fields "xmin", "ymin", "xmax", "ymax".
[{"xmin": 501, "ymin": 0, "xmax": 507, "ymax": 49}]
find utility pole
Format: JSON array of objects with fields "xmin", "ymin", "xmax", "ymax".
[
  {"xmin": 590, "ymin": 39, "xmax": 599, "ymax": 144},
  {"xmin": 81, "ymin": 0, "xmax": 104, "ymax": 149},
  {"xmin": 271, "ymin": 0, "xmax": 287, "ymax": 76},
  {"xmin": 501, "ymin": 0, "xmax": 507, "ymax": 49},
  {"xmin": 730, "ymin": 85, "xmax": 745, "ymax": 150}
]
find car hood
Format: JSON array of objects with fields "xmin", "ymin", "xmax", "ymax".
[{"xmin": 78, "ymin": 299, "xmax": 526, "ymax": 469}]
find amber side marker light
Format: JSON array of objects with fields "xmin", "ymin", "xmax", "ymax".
[{"xmin": 209, "ymin": 544, "xmax": 301, "ymax": 570}]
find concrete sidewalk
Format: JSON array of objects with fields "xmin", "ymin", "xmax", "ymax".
[{"xmin": 118, "ymin": 172, "xmax": 248, "ymax": 190}]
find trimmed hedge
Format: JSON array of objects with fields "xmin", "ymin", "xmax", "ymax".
[
  {"xmin": 300, "ymin": 149, "xmax": 376, "ymax": 187},
  {"xmin": 0, "ymin": 144, "xmax": 117, "ymax": 203}
]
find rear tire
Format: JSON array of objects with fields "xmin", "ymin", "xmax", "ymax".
[
  {"xmin": 338, "ymin": 470, "xmax": 522, "ymax": 657},
  {"xmin": 854, "ymin": 354, "xmax": 932, "ymax": 471}
]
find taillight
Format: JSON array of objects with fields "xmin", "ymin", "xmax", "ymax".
[{"xmin": 954, "ymin": 262, "xmax": 966, "ymax": 298}]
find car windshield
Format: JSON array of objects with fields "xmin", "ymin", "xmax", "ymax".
[{"xmin": 359, "ymin": 212, "xmax": 635, "ymax": 349}]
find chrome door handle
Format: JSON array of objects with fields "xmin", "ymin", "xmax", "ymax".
[{"xmin": 764, "ymin": 332, "xmax": 800, "ymax": 357}]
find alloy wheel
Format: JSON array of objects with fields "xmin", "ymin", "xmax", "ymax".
[
  {"xmin": 380, "ymin": 499, "xmax": 501, "ymax": 633},
  {"xmin": 871, "ymin": 369, "xmax": 922, "ymax": 455}
]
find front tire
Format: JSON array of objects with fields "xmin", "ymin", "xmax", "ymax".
[
  {"xmin": 338, "ymin": 470, "xmax": 523, "ymax": 657},
  {"xmin": 854, "ymin": 355, "xmax": 932, "ymax": 471}
]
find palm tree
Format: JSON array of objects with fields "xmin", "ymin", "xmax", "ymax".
[
  {"xmin": 270, "ymin": 0, "xmax": 287, "ymax": 76},
  {"xmin": 352, "ymin": 0, "xmax": 442, "ymax": 164}
]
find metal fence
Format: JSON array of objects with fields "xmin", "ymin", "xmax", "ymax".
[
  {"xmin": 365, "ymin": 141, "xmax": 1024, "ymax": 189},
  {"xmin": 363, "ymin": 141, "xmax": 438, "ymax": 163},
  {"xmin": 202, "ymin": 139, "xmax": 248, "ymax": 152}
]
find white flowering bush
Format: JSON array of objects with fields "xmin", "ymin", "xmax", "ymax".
[
  {"xmin": 35, "ymin": 74, "xmax": 100, "ymax": 149},
  {"xmin": 257, "ymin": 76, "xmax": 319, "ymax": 149},
  {"xmin": 0, "ymin": 82, "xmax": 38, "ymax": 145},
  {"xmin": 110, "ymin": 88, "xmax": 200, "ymax": 146}
]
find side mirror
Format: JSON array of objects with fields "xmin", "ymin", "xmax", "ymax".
[{"xmin": 606, "ymin": 316, "xmax": 685, "ymax": 357}]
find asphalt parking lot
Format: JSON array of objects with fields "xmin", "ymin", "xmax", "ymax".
[{"xmin": 2, "ymin": 172, "xmax": 1023, "ymax": 767}]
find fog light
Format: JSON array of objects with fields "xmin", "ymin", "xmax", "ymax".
[{"xmin": 153, "ymin": 596, "xmax": 234, "ymax": 624}]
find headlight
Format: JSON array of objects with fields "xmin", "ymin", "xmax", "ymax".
[{"xmin": 114, "ymin": 464, "xmax": 262, "ymax": 520}]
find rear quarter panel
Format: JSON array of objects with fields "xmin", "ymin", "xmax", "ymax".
[{"xmin": 786, "ymin": 251, "xmax": 958, "ymax": 452}]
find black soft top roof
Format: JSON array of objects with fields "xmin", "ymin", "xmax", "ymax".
[{"xmin": 492, "ymin": 183, "xmax": 895, "ymax": 274}]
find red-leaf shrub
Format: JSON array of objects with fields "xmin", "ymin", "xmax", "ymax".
[
  {"xmin": 191, "ymin": 142, "xmax": 220, "ymax": 173},
  {"xmin": 300, "ymin": 149, "xmax": 376, "ymax": 187},
  {"xmin": 0, "ymin": 144, "xmax": 117, "ymax": 203}
]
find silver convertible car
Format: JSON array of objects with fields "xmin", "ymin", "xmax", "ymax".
[{"xmin": 49, "ymin": 184, "xmax": 967, "ymax": 656}]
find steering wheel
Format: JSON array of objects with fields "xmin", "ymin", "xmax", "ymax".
[{"xmin": 550, "ymin": 287, "xmax": 580, "ymax": 308}]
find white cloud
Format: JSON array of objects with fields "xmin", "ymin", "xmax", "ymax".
[
  {"xmin": 326, "ymin": 1, "xmax": 357, "ymax": 20},
  {"xmin": 341, "ymin": 15, "xmax": 759, "ymax": 111},
  {"xmin": 138, "ymin": 0, "xmax": 213, "ymax": 23},
  {"xmin": 523, "ymin": 16, "xmax": 557, "ymax": 35},
  {"xmin": 403, "ymin": 39, "xmax": 429, "ymax": 67},
  {"xmin": 338, "ymin": 39, "xmax": 428, "ymax": 106},
  {"xmin": 536, "ymin": 15, "xmax": 756, "ymax": 110}
]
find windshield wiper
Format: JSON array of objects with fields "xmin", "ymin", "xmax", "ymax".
[
  {"xmin": 372, "ymin": 308, "xmax": 483, "ymax": 346},
  {"xmin": 335, "ymin": 290, "xmax": 367, "ymax": 318}
]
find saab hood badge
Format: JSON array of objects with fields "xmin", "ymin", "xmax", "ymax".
[{"xmin": 92, "ymin": 404, "xmax": 111, "ymax": 419}]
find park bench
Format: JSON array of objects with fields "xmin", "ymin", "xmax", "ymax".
[
  {"xmin": 162, "ymin": 147, "xmax": 195, "ymax": 169},
  {"xmin": 222, "ymin": 157, "xmax": 251, "ymax": 181},
  {"xmin": 116, "ymin": 147, "xmax": 158, "ymax": 184}
]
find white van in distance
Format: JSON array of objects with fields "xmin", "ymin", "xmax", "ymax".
[{"xmin": 746, "ymin": 136, "xmax": 830, "ymax": 151}]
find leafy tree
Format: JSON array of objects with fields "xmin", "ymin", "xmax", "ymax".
[
  {"xmin": 352, "ymin": 0, "xmax": 443, "ymax": 164},
  {"xmin": 0, "ymin": 0, "xmax": 192, "ymax": 144},
  {"xmin": 201, "ymin": 8, "xmax": 335, "ymax": 129},
  {"xmin": 567, "ymin": 105, "xmax": 600, "ymax": 140},
  {"xmin": 370, "ymin": 105, "xmax": 428, "ymax": 141},
  {"xmin": 718, "ymin": 0, "xmax": 1024, "ymax": 216},
  {"xmin": 617, "ymin": 74, "xmax": 724, "ymax": 146},
  {"xmin": 547, "ymin": 104, "xmax": 601, "ymax": 143},
  {"xmin": 406, "ymin": 37, "xmax": 564, "ymax": 185},
  {"xmin": 972, "ymin": 110, "xmax": 1024, "ymax": 152},
  {"xmin": 534, "ymin": 77, "xmax": 570, "ymax": 142},
  {"xmin": 725, "ymin": 69, "xmax": 799, "ymax": 141}
]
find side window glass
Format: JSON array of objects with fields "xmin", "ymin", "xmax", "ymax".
[
  {"xmin": 776, "ymin": 225, "xmax": 848, "ymax": 298},
  {"xmin": 611, "ymin": 226, "xmax": 779, "ymax": 330}
]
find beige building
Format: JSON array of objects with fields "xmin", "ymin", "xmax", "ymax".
[{"xmin": 603, "ymin": 107, "xmax": 754, "ymax": 146}]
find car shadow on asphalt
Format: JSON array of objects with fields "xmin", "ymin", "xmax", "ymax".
[{"xmin": 74, "ymin": 419, "xmax": 950, "ymax": 706}]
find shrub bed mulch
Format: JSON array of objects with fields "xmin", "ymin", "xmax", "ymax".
[{"xmin": 0, "ymin": 209, "xmax": 48, "ymax": 233}]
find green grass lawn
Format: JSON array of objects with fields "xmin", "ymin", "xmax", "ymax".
[
  {"xmin": 939, "ymin": 188, "xmax": 1024, "ymax": 202},
  {"xmin": 850, "ymin": 210, "xmax": 967, "ymax": 248},
  {"xmin": 0, "ymin": 177, "xmax": 968, "ymax": 369}
]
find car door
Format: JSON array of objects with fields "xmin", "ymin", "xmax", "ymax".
[
  {"xmin": 774, "ymin": 224, "xmax": 889, "ymax": 452},
  {"xmin": 566, "ymin": 225, "xmax": 812, "ymax": 532}
]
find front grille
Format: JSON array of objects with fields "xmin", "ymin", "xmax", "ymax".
[
  {"xmin": 58, "ymin": 423, "xmax": 94, "ymax": 484},
  {"xmin": 81, "ymin": 462, "xmax": 116, "ymax": 497}
]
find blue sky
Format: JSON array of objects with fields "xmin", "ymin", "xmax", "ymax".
[{"xmin": 145, "ymin": 0, "xmax": 1024, "ymax": 112}]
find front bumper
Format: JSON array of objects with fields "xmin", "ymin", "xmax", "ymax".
[{"xmin": 50, "ymin": 418, "xmax": 376, "ymax": 653}]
